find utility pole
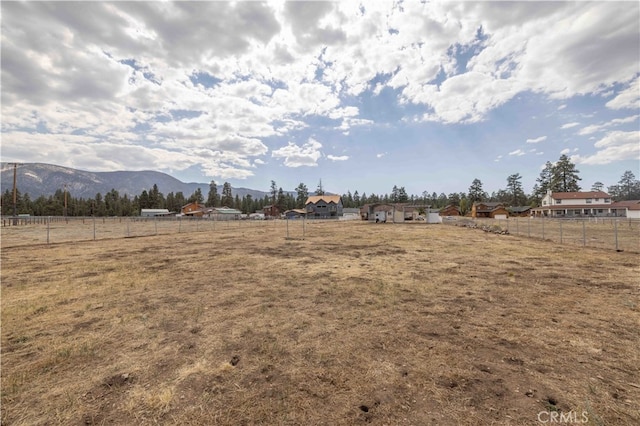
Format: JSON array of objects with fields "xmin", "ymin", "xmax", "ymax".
[
  {"xmin": 64, "ymin": 183, "xmax": 68, "ymax": 218},
  {"xmin": 10, "ymin": 163, "xmax": 22, "ymax": 225}
]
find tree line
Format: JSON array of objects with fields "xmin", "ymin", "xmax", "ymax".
[{"xmin": 1, "ymin": 155, "xmax": 639, "ymax": 217}]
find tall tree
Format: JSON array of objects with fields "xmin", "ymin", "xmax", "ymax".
[
  {"xmin": 276, "ymin": 187, "xmax": 286, "ymax": 212},
  {"xmin": 295, "ymin": 182, "xmax": 309, "ymax": 208},
  {"xmin": 591, "ymin": 181, "xmax": 604, "ymax": 192},
  {"xmin": 506, "ymin": 173, "xmax": 526, "ymax": 206},
  {"xmin": 609, "ymin": 170, "xmax": 640, "ymax": 201},
  {"xmin": 221, "ymin": 182, "xmax": 233, "ymax": 207},
  {"xmin": 270, "ymin": 180, "xmax": 278, "ymax": 205},
  {"xmin": 188, "ymin": 188, "xmax": 204, "ymax": 204},
  {"xmin": 315, "ymin": 179, "xmax": 325, "ymax": 196},
  {"xmin": 533, "ymin": 161, "xmax": 555, "ymax": 200},
  {"xmin": 468, "ymin": 178, "xmax": 486, "ymax": 203},
  {"xmin": 207, "ymin": 180, "xmax": 219, "ymax": 207},
  {"xmin": 398, "ymin": 187, "xmax": 409, "ymax": 203},
  {"xmin": 390, "ymin": 185, "xmax": 399, "ymax": 202},
  {"xmin": 551, "ymin": 154, "xmax": 581, "ymax": 192}
]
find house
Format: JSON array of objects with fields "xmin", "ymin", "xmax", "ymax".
[
  {"xmin": 361, "ymin": 203, "xmax": 423, "ymax": 222},
  {"xmin": 210, "ymin": 207, "xmax": 242, "ymax": 221},
  {"xmin": 263, "ymin": 205, "xmax": 280, "ymax": 218},
  {"xmin": 532, "ymin": 190, "xmax": 613, "ymax": 217},
  {"xmin": 181, "ymin": 202, "xmax": 207, "ymax": 217},
  {"xmin": 471, "ymin": 202, "xmax": 509, "ymax": 219},
  {"xmin": 509, "ymin": 206, "xmax": 532, "ymax": 217},
  {"xmin": 305, "ymin": 195, "xmax": 343, "ymax": 218},
  {"xmin": 610, "ymin": 200, "xmax": 640, "ymax": 219},
  {"xmin": 439, "ymin": 204, "xmax": 460, "ymax": 217}
]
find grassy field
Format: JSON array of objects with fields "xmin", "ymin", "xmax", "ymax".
[{"xmin": 2, "ymin": 221, "xmax": 639, "ymax": 425}]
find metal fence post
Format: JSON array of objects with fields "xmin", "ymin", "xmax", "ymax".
[
  {"xmin": 47, "ymin": 216, "xmax": 50, "ymax": 244},
  {"xmin": 614, "ymin": 220, "xmax": 619, "ymax": 251},
  {"xmin": 582, "ymin": 220, "xmax": 586, "ymax": 247},
  {"xmin": 542, "ymin": 216, "xmax": 545, "ymax": 239},
  {"xmin": 528, "ymin": 218, "xmax": 531, "ymax": 237},
  {"xmin": 155, "ymin": 216, "xmax": 158, "ymax": 235},
  {"xmin": 93, "ymin": 216, "xmax": 96, "ymax": 241},
  {"xmin": 559, "ymin": 221, "xmax": 563, "ymax": 244}
]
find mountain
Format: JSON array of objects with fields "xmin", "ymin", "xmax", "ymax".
[{"xmin": 0, "ymin": 163, "xmax": 271, "ymax": 200}]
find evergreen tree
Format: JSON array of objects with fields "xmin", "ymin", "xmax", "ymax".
[
  {"xmin": 609, "ymin": 170, "xmax": 640, "ymax": 201},
  {"xmin": 506, "ymin": 173, "xmax": 526, "ymax": 206},
  {"xmin": 188, "ymin": 188, "xmax": 204, "ymax": 204},
  {"xmin": 353, "ymin": 190, "xmax": 360, "ymax": 207},
  {"xmin": 591, "ymin": 181, "xmax": 604, "ymax": 192},
  {"xmin": 315, "ymin": 179, "xmax": 325, "ymax": 196},
  {"xmin": 295, "ymin": 182, "xmax": 308, "ymax": 208},
  {"xmin": 270, "ymin": 180, "xmax": 278, "ymax": 205},
  {"xmin": 276, "ymin": 187, "xmax": 286, "ymax": 212},
  {"xmin": 221, "ymin": 182, "xmax": 233, "ymax": 207},
  {"xmin": 468, "ymin": 178, "xmax": 486, "ymax": 202},
  {"xmin": 533, "ymin": 161, "xmax": 555, "ymax": 199},
  {"xmin": 551, "ymin": 154, "xmax": 581, "ymax": 192},
  {"xmin": 398, "ymin": 187, "xmax": 409, "ymax": 203},
  {"xmin": 207, "ymin": 180, "xmax": 220, "ymax": 207}
]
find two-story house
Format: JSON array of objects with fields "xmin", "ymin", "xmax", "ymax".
[
  {"xmin": 305, "ymin": 195, "xmax": 343, "ymax": 218},
  {"xmin": 533, "ymin": 190, "xmax": 612, "ymax": 217}
]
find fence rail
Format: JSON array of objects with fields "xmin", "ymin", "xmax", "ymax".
[
  {"xmin": 0, "ymin": 216, "xmax": 360, "ymax": 248},
  {"xmin": 444, "ymin": 216, "xmax": 640, "ymax": 253}
]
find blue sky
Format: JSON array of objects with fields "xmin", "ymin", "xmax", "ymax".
[{"xmin": 1, "ymin": 1, "xmax": 638, "ymax": 197}]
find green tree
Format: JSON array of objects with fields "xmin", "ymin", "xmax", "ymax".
[
  {"xmin": 398, "ymin": 187, "xmax": 409, "ymax": 203},
  {"xmin": 221, "ymin": 182, "xmax": 233, "ymax": 207},
  {"xmin": 270, "ymin": 180, "xmax": 278, "ymax": 205},
  {"xmin": 468, "ymin": 178, "xmax": 486, "ymax": 203},
  {"xmin": 533, "ymin": 161, "xmax": 555, "ymax": 200},
  {"xmin": 276, "ymin": 187, "xmax": 286, "ymax": 212},
  {"xmin": 551, "ymin": 154, "xmax": 581, "ymax": 192},
  {"xmin": 207, "ymin": 180, "xmax": 219, "ymax": 207},
  {"xmin": 295, "ymin": 182, "xmax": 309, "ymax": 208},
  {"xmin": 591, "ymin": 181, "xmax": 604, "ymax": 192},
  {"xmin": 188, "ymin": 188, "xmax": 204, "ymax": 204},
  {"xmin": 506, "ymin": 173, "xmax": 526, "ymax": 206},
  {"xmin": 609, "ymin": 170, "xmax": 640, "ymax": 201}
]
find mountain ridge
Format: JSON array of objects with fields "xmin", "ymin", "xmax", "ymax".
[{"xmin": 0, "ymin": 163, "xmax": 272, "ymax": 200}]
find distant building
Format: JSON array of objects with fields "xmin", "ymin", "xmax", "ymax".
[
  {"xmin": 532, "ymin": 191, "xmax": 613, "ymax": 217},
  {"xmin": 471, "ymin": 202, "xmax": 509, "ymax": 219},
  {"xmin": 305, "ymin": 195, "xmax": 343, "ymax": 218},
  {"xmin": 141, "ymin": 209, "xmax": 171, "ymax": 217},
  {"xmin": 263, "ymin": 205, "xmax": 280, "ymax": 218}
]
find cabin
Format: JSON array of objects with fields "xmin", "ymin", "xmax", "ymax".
[
  {"xmin": 509, "ymin": 206, "xmax": 532, "ymax": 217},
  {"xmin": 439, "ymin": 204, "xmax": 460, "ymax": 217},
  {"xmin": 471, "ymin": 202, "xmax": 509, "ymax": 219}
]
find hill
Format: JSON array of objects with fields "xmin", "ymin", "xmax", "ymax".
[{"xmin": 0, "ymin": 163, "xmax": 270, "ymax": 200}]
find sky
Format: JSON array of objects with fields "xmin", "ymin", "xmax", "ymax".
[{"xmin": 1, "ymin": 1, "xmax": 639, "ymax": 197}]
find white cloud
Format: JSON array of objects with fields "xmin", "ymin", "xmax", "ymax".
[
  {"xmin": 508, "ymin": 149, "xmax": 526, "ymax": 156},
  {"xmin": 526, "ymin": 136, "xmax": 547, "ymax": 144},
  {"xmin": 327, "ymin": 155, "xmax": 349, "ymax": 161},
  {"xmin": 572, "ymin": 131, "xmax": 640, "ymax": 165},
  {"xmin": 560, "ymin": 148, "xmax": 571, "ymax": 155},
  {"xmin": 376, "ymin": 153, "xmax": 387, "ymax": 158},
  {"xmin": 606, "ymin": 77, "xmax": 640, "ymax": 110},
  {"xmin": 271, "ymin": 138, "xmax": 323, "ymax": 167},
  {"xmin": 558, "ymin": 104, "xmax": 567, "ymax": 110},
  {"xmin": 578, "ymin": 114, "xmax": 639, "ymax": 135},
  {"xmin": 561, "ymin": 122, "xmax": 580, "ymax": 129}
]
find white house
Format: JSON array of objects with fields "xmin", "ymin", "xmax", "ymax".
[
  {"xmin": 533, "ymin": 190, "xmax": 613, "ymax": 217},
  {"xmin": 610, "ymin": 200, "xmax": 640, "ymax": 219}
]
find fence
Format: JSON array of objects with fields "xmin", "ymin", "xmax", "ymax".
[
  {"xmin": 0, "ymin": 215, "xmax": 361, "ymax": 248},
  {"xmin": 444, "ymin": 216, "xmax": 640, "ymax": 253}
]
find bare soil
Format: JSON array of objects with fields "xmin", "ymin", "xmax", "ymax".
[{"xmin": 2, "ymin": 221, "xmax": 639, "ymax": 425}]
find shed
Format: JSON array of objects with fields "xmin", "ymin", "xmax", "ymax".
[{"xmin": 141, "ymin": 209, "xmax": 171, "ymax": 217}]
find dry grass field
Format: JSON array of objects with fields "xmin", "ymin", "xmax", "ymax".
[{"xmin": 2, "ymin": 221, "xmax": 639, "ymax": 425}]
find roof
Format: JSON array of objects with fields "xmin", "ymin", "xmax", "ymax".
[
  {"xmin": 474, "ymin": 202, "xmax": 504, "ymax": 208},
  {"xmin": 551, "ymin": 191, "xmax": 610, "ymax": 200},
  {"xmin": 532, "ymin": 203, "xmax": 616, "ymax": 211},
  {"xmin": 305, "ymin": 195, "xmax": 342, "ymax": 205},
  {"xmin": 213, "ymin": 207, "xmax": 242, "ymax": 214},
  {"xmin": 611, "ymin": 200, "xmax": 640, "ymax": 211},
  {"xmin": 285, "ymin": 209, "xmax": 307, "ymax": 215},
  {"xmin": 509, "ymin": 206, "xmax": 532, "ymax": 213}
]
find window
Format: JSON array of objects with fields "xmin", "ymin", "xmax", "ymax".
[
  {"xmin": 586, "ymin": 199, "xmax": 592, "ymax": 204},
  {"xmin": 595, "ymin": 198, "xmax": 599, "ymax": 202},
  {"xmin": 556, "ymin": 199, "xmax": 562, "ymax": 204},
  {"xmin": 604, "ymin": 198, "xmax": 610, "ymax": 203}
]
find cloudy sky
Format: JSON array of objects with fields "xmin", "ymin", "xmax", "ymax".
[{"xmin": 2, "ymin": 1, "xmax": 639, "ymax": 196}]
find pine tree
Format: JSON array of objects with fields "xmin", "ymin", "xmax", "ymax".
[
  {"xmin": 295, "ymin": 182, "xmax": 308, "ymax": 208},
  {"xmin": 207, "ymin": 180, "xmax": 219, "ymax": 207},
  {"xmin": 591, "ymin": 182, "xmax": 604, "ymax": 192},
  {"xmin": 534, "ymin": 161, "xmax": 555, "ymax": 199},
  {"xmin": 506, "ymin": 173, "xmax": 526, "ymax": 206},
  {"xmin": 551, "ymin": 154, "xmax": 581, "ymax": 192},
  {"xmin": 221, "ymin": 182, "xmax": 233, "ymax": 207},
  {"xmin": 468, "ymin": 178, "xmax": 486, "ymax": 203}
]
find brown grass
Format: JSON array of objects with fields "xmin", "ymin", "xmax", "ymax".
[{"xmin": 2, "ymin": 221, "xmax": 639, "ymax": 425}]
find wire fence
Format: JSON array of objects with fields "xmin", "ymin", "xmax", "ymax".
[
  {"xmin": 0, "ymin": 216, "xmax": 362, "ymax": 248},
  {"xmin": 444, "ymin": 216, "xmax": 640, "ymax": 253}
]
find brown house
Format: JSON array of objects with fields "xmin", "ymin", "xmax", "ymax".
[
  {"xmin": 471, "ymin": 202, "xmax": 509, "ymax": 218},
  {"xmin": 509, "ymin": 206, "xmax": 532, "ymax": 217},
  {"xmin": 439, "ymin": 204, "xmax": 460, "ymax": 217},
  {"xmin": 181, "ymin": 202, "xmax": 207, "ymax": 217},
  {"xmin": 263, "ymin": 205, "xmax": 280, "ymax": 218}
]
